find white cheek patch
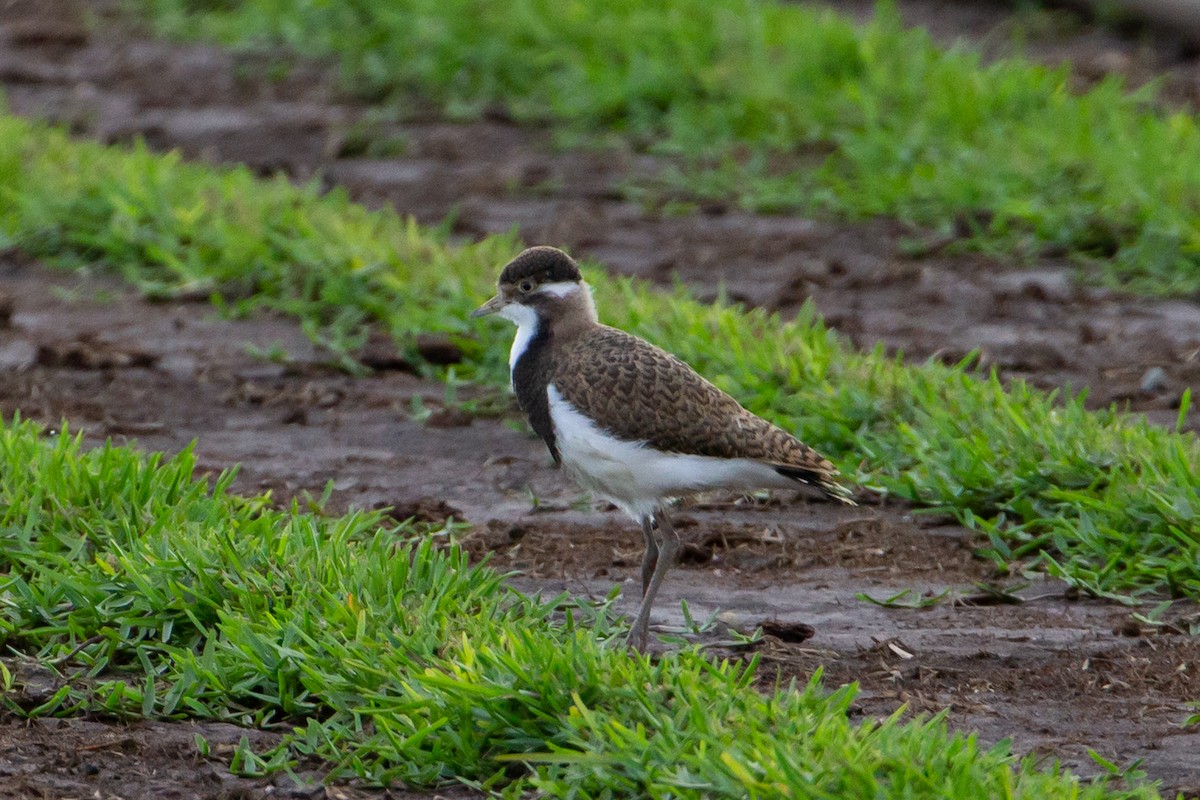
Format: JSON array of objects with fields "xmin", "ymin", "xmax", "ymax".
[
  {"xmin": 536, "ymin": 281, "xmax": 580, "ymax": 299},
  {"xmin": 498, "ymin": 302, "xmax": 540, "ymax": 371}
]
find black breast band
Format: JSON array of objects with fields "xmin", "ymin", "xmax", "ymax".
[{"xmin": 511, "ymin": 317, "xmax": 559, "ymax": 464}]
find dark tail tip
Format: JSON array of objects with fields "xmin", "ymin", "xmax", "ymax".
[{"xmin": 774, "ymin": 464, "xmax": 858, "ymax": 506}]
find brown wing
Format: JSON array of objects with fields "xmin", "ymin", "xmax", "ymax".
[{"xmin": 551, "ymin": 326, "xmax": 852, "ymax": 501}]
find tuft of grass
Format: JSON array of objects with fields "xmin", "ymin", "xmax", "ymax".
[
  {"xmin": 135, "ymin": 0, "xmax": 1200, "ymax": 295},
  {"xmin": 0, "ymin": 114, "xmax": 513, "ymax": 371},
  {"xmin": 0, "ymin": 415, "xmax": 1161, "ymax": 797},
  {"xmin": 2, "ymin": 110, "xmax": 1200, "ymax": 604}
]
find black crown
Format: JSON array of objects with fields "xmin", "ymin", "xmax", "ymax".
[{"xmin": 499, "ymin": 246, "xmax": 582, "ymax": 285}]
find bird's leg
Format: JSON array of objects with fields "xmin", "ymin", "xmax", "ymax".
[
  {"xmin": 639, "ymin": 515, "xmax": 659, "ymax": 598},
  {"xmin": 627, "ymin": 509, "xmax": 680, "ymax": 650}
]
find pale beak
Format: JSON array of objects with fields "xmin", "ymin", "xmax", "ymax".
[{"xmin": 470, "ymin": 294, "xmax": 508, "ymax": 318}]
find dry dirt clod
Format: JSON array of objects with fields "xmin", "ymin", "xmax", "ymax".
[
  {"xmin": 757, "ymin": 619, "xmax": 817, "ymax": 644},
  {"xmin": 416, "ymin": 333, "xmax": 464, "ymax": 365},
  {"xmin": 357, "ymin": 329, "xmax": 416, "ymax": 372},
  {"xmin": 4, "ymin": 0, "xmax": 88, "ymax": 47},
  {"xmin": 380, "ymin": 497, "xmax": 465, "ymax": 525},
  {"xmin": 1116, "ymin": 620, "xmax": 1144, "ymax": 638},
  {"xmin": 35, "ymin": 336, "xmax": 158, "ymax": 370},
  {"xmin": 425, "ymin": 406, "xmax": 473, "ymax": 427}
]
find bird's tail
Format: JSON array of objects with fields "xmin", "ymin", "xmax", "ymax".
[{"xmin": 773, "ymin": 462, "xmax": 858, "ymax": 506}]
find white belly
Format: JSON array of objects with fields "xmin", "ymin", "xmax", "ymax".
[{"xmin": 546, "ymin": 384, "xmax": 793, "ymax": 521}]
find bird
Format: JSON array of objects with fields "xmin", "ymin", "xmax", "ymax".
[{"xmin": 471, "ymin": 246, "xmax": 855, "ymax": 649}]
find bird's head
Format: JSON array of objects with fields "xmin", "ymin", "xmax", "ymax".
[{"xmin": 471, "ymin": 246, "xmax": 597, "ymax": 327}]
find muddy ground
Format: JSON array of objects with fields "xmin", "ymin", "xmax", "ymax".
[{"xmin": 2, "ymin": 0, "xmax": 1200, "ymax": 797}]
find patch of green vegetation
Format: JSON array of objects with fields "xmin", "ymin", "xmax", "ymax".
[
  {"xmin": 0, "ymin": 417, "xmax": 1161, "ymax": 796},
  {"xmin": 135, "ymin": 0, "xmax": 1200, "ymax": 294},
  {"xmin": 0, "ymin": 416, "xmax": 1160, "ymax": 796},
  {"xmin": 2, "ymin": 110, "xmax": 1199, "ymax": 603}
]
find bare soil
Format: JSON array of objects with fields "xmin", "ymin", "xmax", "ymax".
[
  {"xmin": 2, "ymin": 0, "xmax": 1200, "ymax": 797},
  {"xmin": 0, "ymin": 713, "xmax": 477, "ymax": 800}
]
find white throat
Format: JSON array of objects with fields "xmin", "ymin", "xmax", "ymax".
[{"xmin": 498, "ymin": 302, "xmax": 540, "ymax": 371}]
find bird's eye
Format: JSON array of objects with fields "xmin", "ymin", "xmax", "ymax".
[{"xmin": 518, "ymin": 280, "xmax": 535, "ymax": 293}]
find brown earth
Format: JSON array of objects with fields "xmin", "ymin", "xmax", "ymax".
[
  {"xmin": 0, "ymin": 713, "xmax": 477, "ymax": 800},
  {"xmin": 2, "ymin": 0, "xmax": 1200, "ymax": 797}
]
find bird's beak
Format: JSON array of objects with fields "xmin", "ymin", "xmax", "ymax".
[{"xmin": 470, "ymin": 293, "xmax": 508, "ymax": 318}]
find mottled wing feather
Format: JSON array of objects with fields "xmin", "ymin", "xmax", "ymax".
[{"xmin": 551, "ymin": 326, "xmax": 851, "ymax": 500}]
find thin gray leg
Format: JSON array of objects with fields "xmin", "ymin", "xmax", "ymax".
[
  {"xmin": 627, "ymin": 509, "xmax": 680, "ymax": 650},
  {"xmin": 639, "ymin": 515, "xmax": 659, "ymax": 598}
]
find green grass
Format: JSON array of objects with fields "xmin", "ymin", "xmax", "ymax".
[
  {"xmin": 136, "ymin": 0, "xmax": 1200, "ymax": 294},
  {"xmin": 3, "ymin": 110, "xmax": 1199, "ymax": 605},
  {"xmin": 0, "ymin": 416, "xmax": 1161, "ymax": 797}
]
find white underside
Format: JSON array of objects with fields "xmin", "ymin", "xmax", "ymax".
[{"xmin": 547, "ymin": 384, "xmax": 795, "ymax": 521}]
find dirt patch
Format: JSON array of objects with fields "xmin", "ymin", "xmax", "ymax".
[
  {"xmin": 466, "ymin": 508, "xmax": 987, "ymax": 588},
  {"xmin": 0, "ymin": 658, "xmax": 480, "ymax": 799},
  {"xmin": 0, "ymin": 716, "xmax": 481, "ymax": 800},
  {"xmin": 2, "ymin": 0, "xmax": 1199, "ymax": 434},
  {"xmin": 2, "ymin": 262, "xmax": 1199, "ymax": 795}
]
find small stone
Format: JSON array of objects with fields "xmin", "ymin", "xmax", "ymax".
[
  {"xmin": 1140, "ymin": 366, "xmax": 1168, "ymax": 395},
  {"xmin": 315, "ymin": 390, "xmax": 342, "ymax": 408},
  {"xmin": 0, "ymin": 341, "xmax": 35, "ymax": 370}
]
